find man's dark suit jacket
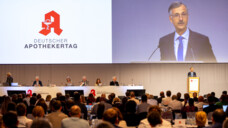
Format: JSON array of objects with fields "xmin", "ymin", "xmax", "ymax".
[
  {"xmin": 159, "ymin": 29, "xmax": 216, "ymax": 62},
  {"xmin": 32, "ymin": 80, "xmax": 43, "ymax": 86},
  {"xmin": 188, "ymin": 72, "xmax": 197, "ymax": 77},
  {"xmin": 110, "ymin": 81, "xmax": 119, "ymax": 86},
  {"xmin": 6, "ymin": 76, "xmax": 13, "ymax": 86}
]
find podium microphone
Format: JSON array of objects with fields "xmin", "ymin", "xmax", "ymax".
[{"xmin": 148, "ymin": 45, "xmax": 160, "ymax": 61}]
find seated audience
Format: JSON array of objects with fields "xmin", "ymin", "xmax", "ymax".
[
  {"xmin": 137, "ymin": 95, "xmax": 151, "ymax": 114},
  {"xmin": 16, "ymin": 103, "xmax": 32, "ymax": 127},
  {"xmin": 96, "ymin": 121, "xmax": 114, "ymax": 128},
  {"xmin": 124, "ymin": 100, "xmax": 140, "ymax": 127},
  {"xmin": 107, "ymin": 93, "xmax": 115, "ymax": 105},
  {"xmin": 112, "ymin": 107, "xmax": 127, "ymax": 128},
  {"xmin": 61, "ymin": 105, "xmax": 90, "ymax": 128},
  {"xmin": 195, "ymin": 111, "xmax": 207, "ymax": 128},
  {"xmin": 7, "ymin": 102, "xmax": 16, "ymax": 112},
  {"xmin": 195, "ymin": 96, "xmax": 207, "ymax": 111},
  {"xmin": 112, "ymin": 98, "xmax": 121, "ymax": 108},
  {"xmin": 147, "ymin": 111, "xmax": 169, "ymax": 128},
  {"xmin": 193, "ymin": 92, "xmax": 198, "ymax": 102},
  {"xmin": 36, "ymin": 98, "xmax": 48, "ymax": 114},
  {"xmin": 138, "ymin": 105, "xmax": 172, "ymax": 128},
  {"xmin": 103, "ymin": 108, "xmax": 120, "ymax": 128},
  {"xmin": 26, "ymin": 106, "xmax": 45, "ymax": 128},
  {"xmin": 211, "ymin": 92, "xmax": 219, "ymax": 103},
  {"xmin": 215, "ymin": 95, "xmax": 228, "ymax": 108},
  {"xmin": 205, "ymin": 109, "xmax": 226, "ymax": 128},
  {"xmin": 157, "ymin": 91, "xmax": 165, "ymax": 104},
  {"xmin": 91, "ymin": 97, "xmax": 112, "ymax": 116},
  {"xmin": 1, "ymin": 96, "xmax": 11, "ymax": 115},
  {"xmin": 30, "ymin": 118, "xmax": 52, "ymax": 128},
  {"xmin": 182, "ymin": 93, "xmax": 190, "ymax": 106},
  {"xmin": 203, "ymin": 96, "xmax": 220, "ymax": 114},
  {"xmin": 161, "ymin": 90, "xmax": 172, "ymax": 106},
  {"xmin": 177, "ymin": 92, "xmax": 184, "ymax": 102},
  {"xmin": 27, "ymin": 97, "xmax": 37, "ymax": 115},
  {"xmin": 46, "ymin": 100, "xmax": 68, "ymax": 128},
  {"xmin": 87, "ymin": 93, "xmax": 95, "ymax": 105},
  {"xmin": 181, "ymin": 98, "xmax": 198, "ymax": 118},
  {"xmin": 222, "ymin": 91, "xmax": 227, "ymax": 95},
  {"xmin": 128, "ymin": 91, "xmax": 140, "ymax": 105},
  {"xmin": 147, "ymin": 94, "xmax": 158, "ymax": 105},
  {"xmin": 73, "ymin": 92, "xmax": 87, "ymax": 120},
  {"xmin": 168, "ymin": 95, "xmax": 182, "ymax": 110},
  {"xmin": 3, "ymin": 111, "xmax": 18, "ymax": 128}
]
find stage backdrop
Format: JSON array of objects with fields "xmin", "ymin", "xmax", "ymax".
[{"xmin": 0, "ymin": 63, "xmax": 227, "ymax": 97}]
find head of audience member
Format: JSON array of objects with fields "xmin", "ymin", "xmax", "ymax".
[
  {"xmin": 223, "ymin": 119, "xmax": 228, "ymax": 128},
  {"xmin": 148, "ymin": 105, "xmax": 162, "ymax": 116},
  {"xmin": 101, "ymin": 93, "xmax": 106, "ymax": 99},
  {"xmin": 177, "ymin": 92, "xmax": 182, "ymax": 99},
  {"xmin": 1, "ymin": 96, "xmax": 11, "ymax": 115},
  {"xmin": 112, "ymin": 107, "xmax": 123, "ymax": 121},
  {"xmin": 82, "ymin": 76, "xmax": 87, "ymax": 82},
  {"xmin": 208, "ymin": 96, "xmax": 215, "ymax": 105},
  {"xmin": 46, "ymin": 95, "xmax": 51, "ymax": 102},
  {"xmin": 198, "ymin": 96, "xmax": 204, "ymax": 102},
  {"xmin": 66, "ymin": 99, "xmax": 75, "ymax": 111},
  {"xmin": 141, "ymin": 95, "xmax": 148, "ymax": 103},
  {"xmin": 125, "ymin": 91, "xmax": 130, "ymax": 98},
  {"xmin": 51, "ymin": 100, "xmax": 62, "ymax": 112},
  {"xmin": 193, "ymin": 92, "xmax": 197, "ymax": 98},
  {"xmin": 30, "ymin": 96, "xmax": 37, "ymax": 106},
  {"xmin": 168, "ymin": 1, "xmax": 188, "ymax": 35},
  {"xmin": 222, "ymin": 91, "xmax": 227, "ymax": 95},
  {"xmin": 147, "ymin": 111, "xmax": 162, "ymax": 127},
  {"xmin": 32, "ymin": 106, "xmax": 45, "ymax": 118},
  {"xmin": 112, "ymin": 98, "xmax": 121, "ymax": 105},
  {"xmin": 130, "ymin": 91, "xmax": 136, "ymax": 99},
  {"xmin": 36, "ymin": 98, "xmax": 48, "ymax": 114},
  {"xmin": 37, "ymin": 94, "xmax": 42, "ymax": 100},
  {"xmin": 195, "ymin": 111, "xmax": 207, "ymax": 128},
  {"xmin": 172, "ymin": 95, "xmax": 177, "ymax": 100},
  {"xmin": 12, "ymin": 94, "xmax": 18, "ymax": 103},
  {"xmin": 97, "ymin": 103, "xmax": 105, "ymax": 119},
  {"xmin": 80, "ymin": 95, "xmax": 86, "ymax": 104},
  {"xmin": 160, "ymin": 91, "xmax": 165, "ymax": 98},
  {"xmin": 96, "ymin": 78, "xmax": 101, "ymax": 84},
  {"xmin": 184, "ymin": 93, "xmax": 190, "ymax": 100},
  {"xmin": 219, "ymin": 95, "xmax": 227, "ymax": 103},
  {"xmin": 56, "ymin": 92, "xmax": 62, "ymax": 100},
  {"xmin": 96, "ymin": 97, "xmax": 101, "ymax": 103},
  {"xmin": 166, "ymin": 90, "xmax": 171, "ymax": 97},
  {"xmin": 7, "ymin": 102, "xmax": 16, "ymax": 112},
  {"xmin": 69, "ymin": 105, "xmax": 81, "ymax": 118},
  {"xmin": 188, "ymin": 98, "xmax": 194, "ymax": 106},
  {"xmin": 96, "ymin": 121, "xmax": 114, "ymax": 128},
  {"xmin": 73, "ymin": 92, "xmax": 81, "ymax": 102},
  {"xmin": 212, "ymin": 109, "xmax": 226, "ymax": 125},
  {"xmin": 3, "ymin": 111, "xmax": 18, "ymax": 128},
  {"xmin": 16, "ymin": 103, "xmax": 27, "ymax": 116},
  {"xmin": 88, "ymin": 93, "xmax": 95, "ymax": 104},
  {"xmin": 30, "ymin": 118, "xmax": 51, "ymax": 128},
  {"xmin": 35, "ymin": 76, "xmax": 39, "ymax": 81},
  {"xmin": 126, "ymin": 100, "xmax": 137, "ymax": 113},
  {"xmin": 121, "ymin": 97, "xmax": 128, "ymax": 107},
  {"xmin": 103, "ymin": 108, "xmax": 118, "ymax": 126}
]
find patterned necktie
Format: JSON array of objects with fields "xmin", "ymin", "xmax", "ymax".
[{"xmin": 178, "ymin": 36, "xmax": 184, "ymax": 61}]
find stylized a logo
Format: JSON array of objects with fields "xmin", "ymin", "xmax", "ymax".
[{"xmin": 39, "ymin": 11, "xmax": 63, "ymax": 36}]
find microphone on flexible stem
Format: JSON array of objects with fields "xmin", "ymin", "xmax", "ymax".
[
  {"xmin": 189, "ymin": 44, "xmax": 195, "ymax": 61},
  {"xmin": 148, "ymin": 45, "xmax": 160, "ymax": 61}
]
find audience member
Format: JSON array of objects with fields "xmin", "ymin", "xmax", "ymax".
[
  {"xmin": 46, "ymin": 100, "xmax": 68, "ymax": 128},
  {"xmin": 157, "ymin": 91, "xmax": 165, "ymax": 104},
  {"xmin": 177, "ymin": 92, "xmax": 184, "ymax": 102},
  {"xmin": 1, "ymin": 96, "xmax": 11, "ymax": 115},
  {"xmin": 181, "ymin": 98, "xmax": 198, "ymax": 118},
  {"xmin": 223, "ymin": 118, "xmax": 228, "ymax": 128},
  {"xmin": 91, "ymin": 97, "xmax": 112, "ymax": 116},
  {"xmin": 96, "ymin": 121, "xmax": 114, "ymax": 128},
  {"xmin": 168, "ymin": 95, "xmax": 182, "ymax": 110},
  {"xmin": 87, "ymin": 93, "xmax": 96, "ymax": 105},
  {"xmin": 73, "ymin": 92, "xmax": 87, "ymax": 120},
  {"xmin": 137, "ymin": 95, "xmax": 151, "ymax": 113},
  {"xmin": 30, "ymin": 118, "xmax": 52, "ymax": 128},
  {"xmin": 211, "ymin": 92, "xmax": 219, "ymax": 103},
  {"xmin": 193, "ymin": 92, "xmax": 198, "ymax": 102},
  {"xmin": 112, "ymin": 107, "xmax": 127, "ymax": 128},
  {"xmin": 216, "ymin": 95, "xmax": 228, "ymax": 108},
  {"xmin": 182, "ymin": 93, "xmax": 190, "ymax": 106},
  {"xmin": 103, "ymin": 108, "xmax": 120, "ymax": 128},
  {"xmin": 3, "ymin": 111, "xmax": 18, "ymax": 128},
  {"xmin": 65, "ymin": 99, "xmax": 75, "ymax": 116},
  {"xmin": 147, "ymin": 94, "xmax": 158, "ymax": 105},
  {"xmin": 161, "ymin": 90, "xmax": 172, "ymax": 106},
  {"xmin": 7, "ymin": 102, "xmax": 16, "ymax": 112},
  {"xmin": 27, "ymin": 97, "xmax": 37, "ymax": 114},
  {"xmin": 205, "ymin": 109, "xmax": 226, "ymax": 128},
  {"xmin": 222, "ymin": 91, "xmax": 227, "ymax": 95},
  {"xmin": 61, "ymin": 105, "xmax": 90, "ymax": 128},
  {"xmin": 147, "ymin": 111, "xmax": 165, "ymax": 128},
  {"xmin": 195, "ymin": 111, "xmax": 207, "ymax": 128},
  {"xmin": 36, "ymin": 98, "xmax": 48, "ymax": 114},
  {"xmin": 203, "ymin": 96, "xmax": 220, "ymax": 114},
  {"xmin": 128, "ymin": 91, "xmax": 140, "ymax": 105},
  {"xmin": 16, "ymin": 103, "xmax": 32, "ymax": 127},
  {"xmin": 138, "ymin": 105, "xmax": 172, "ymax": 128},
  {"xmin": 195, "ymin": 96, "xmax": 207, "ymax": 111},
  {"xmin": 124, "ymin": 100, "xmax": 140, "ymax": 126}
]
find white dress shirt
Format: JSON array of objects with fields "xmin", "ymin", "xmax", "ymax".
[{"xmin": 168, "ymin": 100, "xmax": 182, "ymax": 110}]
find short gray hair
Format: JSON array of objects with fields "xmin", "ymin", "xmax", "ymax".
[{"xmin": 168, "ymin": 1, "xmax": 187, "ymax": 15}]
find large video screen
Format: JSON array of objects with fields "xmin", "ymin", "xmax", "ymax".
[{"xmin": 0, "ymin": 0, "xmax": 228, "ymax": 64}]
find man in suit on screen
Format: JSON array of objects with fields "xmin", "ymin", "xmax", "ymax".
[{"xmin": 159, "ymin": 1, "xmax": 216, "ymax": 62}]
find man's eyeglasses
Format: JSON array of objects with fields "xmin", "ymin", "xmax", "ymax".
[{"xmin": 171, "ymin": 12, "xmax": 188, "ymax": 18}]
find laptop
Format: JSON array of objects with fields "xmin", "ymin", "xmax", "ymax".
[
  {"xmin": 203, "ymin": 105, "xmax": 209, "ymax": 109},
  {"xmin": 223, "ymin": 105, "xmax": 228, "ymax": 112},
  {"xmin": 11, "ymin": 83, "xmax": 19, "ymax": 86}
]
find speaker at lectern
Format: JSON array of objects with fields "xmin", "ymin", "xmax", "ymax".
[{"xmin": 188, "ymin": 77, "xmax": 200, "ymax": 97}]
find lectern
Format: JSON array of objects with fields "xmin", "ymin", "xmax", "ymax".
[{"xmin": 188, "ymin": 77, "xmax": 200, "ymax": 97}]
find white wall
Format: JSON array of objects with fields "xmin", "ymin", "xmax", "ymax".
[{"xmin": 0, "ymin": 63, "xmax": 227, "ymax": 98}]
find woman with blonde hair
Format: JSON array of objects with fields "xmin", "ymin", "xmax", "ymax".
[{"xmin": 195, "ymin": 111, "xmax": 207, "ymax": 128}]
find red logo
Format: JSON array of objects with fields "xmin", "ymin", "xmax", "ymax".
[
  {"xmin": 39, "ymin": 11, "xmax": 63, "ymax": 36},
  {"xmin": 191, "ymin": 80, "xmax": 193, "ymax": 82},
  {"xmin": 27, "ymin": 89, "xmax": 32, "ymax": 96},
  {"xmin": 90, "ymin": 89, "xmax": 96, "ymax": 96}
]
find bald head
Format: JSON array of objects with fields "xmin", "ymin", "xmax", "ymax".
[{"xmin": 70, "ymin": 105, "xmax": 81, "ymax": 117}]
